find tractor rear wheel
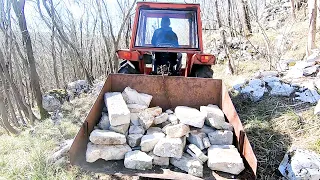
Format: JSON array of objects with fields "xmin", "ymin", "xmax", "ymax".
[
  {"xmin": 118, "ymin": 61, "xmax": 139, "ymax": 74},
  {"xmin": 192, "ymin": 65, "xmax": 213, "ymax": 78}
]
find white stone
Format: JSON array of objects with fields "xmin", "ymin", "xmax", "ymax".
[
  {"xmin": 89, "ymin": 129, "xmax": 126, "ymax": 145},
  {"xmin": 153, "ymin": 137, "xmax": 184, "ymax": 158},
  {"xmin": 207, "ymin": 145, "xmax": 245, "ymax": 175},
  {"xmin": 186, "ymin": 144, "xmax": 208, "ymax": 163},
  {"xmin": 104, "ymin": 92, "xmax": 130, "ymax": 126},
  {"xmin": 138, "ymin": 111, "xmax": 154, "ymax": 130},
  {"xmin": 109, "ymin": 123, "xmax": 129, "ymax": 134},
  {"xmin": 144, "ymin": 107, "xmax": 163, "ymax": 117},
  {"xmin": 130, "ymin": 113, "xmax": 140, "ymax": 125},
  {"xmin": 124, "ymin": 150, "xmax": 153, "ymax": 170},
  {"xmin": 127, "ymin": 134, "xmax": 143, "ymax": 147},
  {"xmin": 241, "ymin": 83, "xmax": 266, "ymax": 102},
  {"xmin": 270, "ymin": 82, "xmax": 295, "ymax": 97},
  {"xmin": 168, "ymin": 114, "xmax": 179, "ymax": 125},
  {"xmin": 165, "ymin": 109, "xmax": 174, "ymax": 114},
  {"xmin": 149, "ymin": 151, "xmax": 169, "ymax": 166},
  {"xmin": 122, "ymin": 87, "xmax": 152, "ymax": 107},
  {"xmin": 165, "ymin": 124, "xmax": 190, "ymax": 138},
  {"xmin": 304, "ymin": 66, "xmax": 318, "ymax": 76},
  {"xmin": 86, "ymin": 142, "xmax": 131, "ymax": 163},
  {"xmin": 199, "ymin": 125, "xmax": 216, "ymax": 134},
  {"xmin": 98, "ymin": 112, "xmax": 110, "ymax": 130},
  {"xmin": 296, "ymin": 89, "xmax": 320, "ymax": 103},
  {"xmin": 315, "ymin": 100, "xmax": 320, "ymax": 115},
  {"xmin": 128, "ymin": 125, "xmax": 145, "ymax": 134},
  {"xmin": 278, "ymin": 149, "xmax": 320, "ymax": 180},
  {"xmin": 187, "ymin": 131, "xmax": 207, "ymax": 150},
  {"xmin": 127, "ymin": 104, "xmax": 148, "ymax": 113},
  {"xmin": 154, "ymin": 113, "xmax": 169, "ymax": 125},
  {"xmin": 175, "ymin": 106, "xmax": 206, "ymax": 128},
  {"xmin": 208, "ymin": 130, "xmax": 233, "ymax": 145},
  {"xmin": 203, "ymin": 137, "xmax": 211, "ymax": 149},
  {"xmin": 140, "ymin": 133, "xmax": 165, "ymax": 152},
  {"xmin": 146, "ymin": 127, "xmax": 163, "ymax": 135},
  {"xmin": 67, "ymin": 80, "xmax": 89, "ymax": 95},
  {"xmin": 170, "ymin": 153, "xmax": 203, "ymax": 177},
  {"xmin": 201, "ymin": 105, "xmax": 233, "ymax": 131}
]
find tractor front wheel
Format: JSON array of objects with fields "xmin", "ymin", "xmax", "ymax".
[{"xmin": 192, "ymin": 65, "xmax": 213, "ymax": 78}]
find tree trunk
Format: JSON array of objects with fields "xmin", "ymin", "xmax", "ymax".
[
  {"xmin": 307, "ymin": 0, "xmax": 317, "ymax": 56},
  {"xmin": 227, "ymin": 0, "xmax": 234, "ymax": 36},
  {"xmin": 12, "ymin": 0, "xmax": 49, "ymax": 119},
  {"xmin": 50, "ymin": 0, "xmax": 60, "ymax": 88},
  {"xmin": 291, "ymin": 0, "xmax": 296, "ymax": 19},
  {"xmin": 0, "ymin": 83, "xmax": 18, "ymax": 134},
  {"xmin": 214, "ymin": 0, "xmax": 222, "ymax": 28},
  {"xmin": 238, "ymin": 0, "xmax": 252, "ymax": 36}
]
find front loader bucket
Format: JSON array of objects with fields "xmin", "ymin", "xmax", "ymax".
[{"xmin": 69, "ymin": 74, "xmax": 257, "ymax": 179}]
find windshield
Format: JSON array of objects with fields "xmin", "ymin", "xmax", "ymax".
[{"xmin": 135, "ymin": 9, "xmax": 199, "ymax": 49}]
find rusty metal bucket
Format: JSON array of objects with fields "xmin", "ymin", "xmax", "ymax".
[{"xmin": 69, "ymin": 74, "xmax": 257, "ymax": 179}]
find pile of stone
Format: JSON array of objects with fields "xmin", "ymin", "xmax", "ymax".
[{"xmin": 85, "ymin": 87, "xmax": 245, "ymax": 177}]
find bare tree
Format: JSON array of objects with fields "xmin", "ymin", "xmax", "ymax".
[
  {"xmin": 238, "ymin": 0, "xmax": 252, "ymax": 36},
  {"xmin": 291, "ymin": 0, "xmax": 297, "ymax": 19},
  {"xmin": 307, "ymin": 0, "xmax": 317, "ymax": 56}
]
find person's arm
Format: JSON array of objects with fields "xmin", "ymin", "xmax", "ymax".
[{"xmin": 173, "ymin": 32, "xmax": 179, "ymax": 47}]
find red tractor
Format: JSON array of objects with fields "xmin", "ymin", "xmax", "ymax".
[{"xmin": 116, "ymin": 2, "xmax": 215, "ymax": 78}]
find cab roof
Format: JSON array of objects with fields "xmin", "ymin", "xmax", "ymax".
[{"xmin": 136, "ymin": 2, "xmax": 200, "ymax": 10}]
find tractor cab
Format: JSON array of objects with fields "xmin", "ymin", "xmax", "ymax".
[{"xmin": 117, "ymin": 2, "xmax": 215, "ymax": 77}]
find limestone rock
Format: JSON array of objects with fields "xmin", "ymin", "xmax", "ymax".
[
  {"xmin": 127, "ymin": 104, "xmax": 148, "ymax": 113},
  {"xmin": 146, "ymin": 127, "xmax": 163, "ymax": 135},
  {"xmin": 199, "ymin": 125, "xmax": 216, "ymax": 134},
  {"xmin": 124, "ymin": 150, "xmax": 153, "ymax": 170},
  {"xmin": 89, "ymin": 129, "xmax": 126, "ymax": 145},
  {"xmin": 140, "ymin": 133, "xmax": 165, "ymax": 152},
  {"xmin": 175, "ymin": 106, "xmax": 206, "ymax": 128},
  {"xmin": 130, "ymin": 113, "xmax": 140, "ymax": 125},
  {"xmin": 86, "ymin": 142, "xmax": 131, "ymax": 163},
  {"xmin": 154, "ymin": 113, "xmax": 169, "ymax": 125},
  {"xmin": 122, "ymin": 87, "xmax": 152, "ymax": 107},
  {"xmin": 165, "ymin": 124, "xmax": 190, "ymax": 138},
  {"xmin": 145, "ymin": 107, "xmax": 163, "ymax": 117},
  {"xmin": 168, "ymin": 114, "xmax": 179, "ymax": 125},
  {"xmin": 202, "ymin": 137, "xmax": 211, "ymax": 149},
  {"xmin": 186, "ymin": 144, "xmax": 208, "ymax": 163},
  {"xmin": 170, "ymin": 153, "xmax": 203, "ymax": 177},
  {"xmin": 138, "ymin": 111, "xmax": 155, "ymax": 130},
  {"xmin": 207, "ymin": 145, "xmax": 245, "ymax": 175},
  {"xmin": 98, "ymin": 112, "xmax": 110, "ymax": 130},
  {"xmin": 201, "ymin": 105, "xmax": 233, "ymax": 130},
  {"xmin": 270, "ymin": 82, "xmax": 295, "ymax": 97},
  {"xmin": 208, "ymin": 130, "xmax": 233, "ymax": 145},
  {"xmin": 127, "ymin": 134, "xmax": 143, "ymax": 147},
  {"xmin": 296, "ymin": 89, "xmax": 320, "ymax": 103},
  {"xmin": 109, "ymin": 123, "xmax": 129, "ymax": 134},
  {"xmin": 42, "ymin": 95, "xmax": 61, "ymax": 112},
  {"xmin": 153, "ymin": 137, "xmax": 184, "ymax": 158},
  {"xmin": 165, "ymin": 109, "xmax": 174, "ymax": 114},
  {"xmin": 278, "ymin": 149, "xmax": 320, "ymax": 180},
  {"xmin": 187, "ymin": 131, "xmax": 207, "ymax": 150},
  {"xmin": 149, "ymin": 151, "xmax": 169, "ymax": 166},
  {"xmin": 104, "ymin": 92, "xmax": 130, "ymax": 126},
  {"xmin": 129, "ymin": 125, "xmax": 145, "ymax": 134}
]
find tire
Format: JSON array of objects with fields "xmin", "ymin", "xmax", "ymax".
[
  {"xmin": 118, "ymin": 61, "xmax": 138, "ymax": 74},
  {"xmin": 193, "ymin": 65, "xmax": 213, "ymax": 78}
]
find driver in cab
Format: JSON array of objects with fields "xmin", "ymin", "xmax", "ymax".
[{"xmin": 151, "ymin": 17, "xmax": 178, "ymax": 47}]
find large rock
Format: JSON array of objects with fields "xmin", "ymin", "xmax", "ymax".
[
  {"xmin": 98, "ymin": 112, "xmax": 110, "ymax": 130},
  {"xmin": 127, "ymin": 104, "xmax": 148, "ymax": 113},
  {"xmin": 270, "ymin": 82, "xmax": 295, "ymax": 97},
  {"xmin": 186, "ymin": 144, "xmax": 208, "ymax": 163},
  {"xmin": 168, "ymin": 114, "xmax": 179, "ymax": 125},
  {"xmin": 208, "ymin": 130, "xmax": 233, "ymax": 145},
  {"xmin": 201, "ymin": 105, "xmax": 233, "ymax": 130},
  {"xmin": 199, "ymin": 125, "xmax": 216, "ymax": 134},
  {"xmin": 240, "ymin": 79, "xmax": 266, "ymax": 102},
  {"xmin": 154, "ymin": 113, "xmax": 169, "ymax": 125},
  {"xmin": 127, "ymin": 134, "xmax": 143, "ymax": 147},
  {"xmin": 149, "ymin": 151, "xmax": 169, "ymax": 166},
  {"xmin": 278, "ymin": 149, "xmax": 320, "ymax": 180},
  {"xmin": 175, "ymin": 106, "xmax": 206, "ymax": 128},
  {"xmin": 165, "ymin": 124, "xmax": 190, "ymax": 138},
  {"xmin": 67, "ymin": 80, "xmax": 89, "ymax": 95},
  {"xmin": 104, "ymin": 92, "xmax": 130, "ymax": 126},
  {"xmin": 130, "ymin": 113, "xmax": 140, "ymax": 125},
  {"xmin": 145, "ymin": 107, "xmax": 163, "ymax": 116},
  {"xmin": 124, "ymin": 150, "xmax": 153, "ymax": 170},
  {"xmin": 89, "ymin": 130, "xmax": 126, "ymax": 145},
  {"xmin": 202, "ymin": 137, "xmax": 211, "ymax": 149},
  {"xmin": 207, "ymin": 145, "xmax": 245, "ymax": 175},
  {"xmin": 146, "ymin": 127, "xmax": 163, "ymax": 135},
  {"xmin": 128, "ymin": 125, "xmax": 145, "ymax": 134},
  {"xmin": 109, "ymin": 123, "xmax": 129, "ymax": 134},
  {"xmin": 138, "ymin": 111, "xmax": 155, "ymax": 130},
  {"xmin": 296, "ymin": 89, "xmax": 320, "ymax": 103},
  {"xmin": 140, "ymin": 133, "xmax": 165, "ymax": 152},
  {"xmin": 170, "ymin": 153, "xmax": 203, "ymax": 177},
  {"xmin": 153, "ymin": 137, "xmax": 184, "ymax": 158},
  {"xmin": 86, "ymin": 142, "xmax": 131, "ymax": 163},
  {"xmin": 42, "ymin": 95, "xmax": 61, "ymax": 112},
  {"xmin": 187, "ymin": 131, "xmax": 207, "ymax": 150},
  {"xmin": 122, "ymin": 87, "xmax": 152, "ymax": 107}
]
